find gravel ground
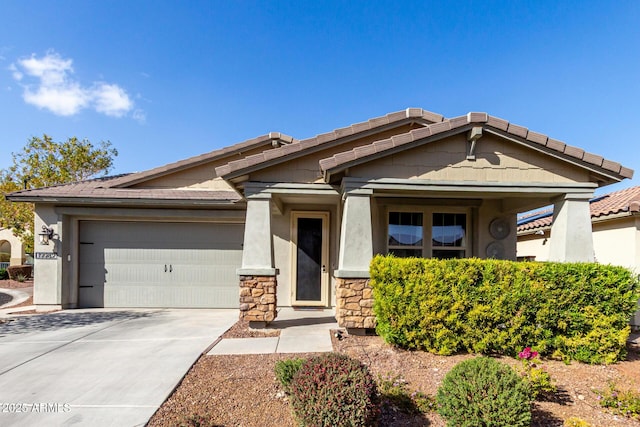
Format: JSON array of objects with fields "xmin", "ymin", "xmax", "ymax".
[
  {"xmin": 0, "ymin": 278, "xmax": 34, "ymax": 289},
  {"xmin": 148, "ymin": 323, "xmax": 640, "ymax": 427}
]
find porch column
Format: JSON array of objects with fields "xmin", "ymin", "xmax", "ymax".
[
  {"xmin": 237, "ymin": 194, "xmax": 277, "ymax": 325},
  {"xmin": 548, "ymin": 193, "xmax": 594, "ymax": 262},
  {"xmin": 335, "ymin": 191, "xmax": 376, "ymax": 332},
  {"xmin": 336, "ymin": 191, "xmax": 373, "ymax": 276}
]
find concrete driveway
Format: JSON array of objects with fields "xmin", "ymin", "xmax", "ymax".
[{"xmin": 0, "ymin": 308, "xmax": 237, "ymax": 427}]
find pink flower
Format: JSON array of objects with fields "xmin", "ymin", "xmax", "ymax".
[{"xmin": 518, "ymin": 347, "xmax": 539, "ymax": 360}]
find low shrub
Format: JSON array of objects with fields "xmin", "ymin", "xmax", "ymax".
[
  {"xmin": 0, "ymin": 268, "xmax": 8, "ymax": 280},
  {"xmin": 7, "ymin": 265, "xmax": 32, "ymax": 280},
  {"xmin": 436, "ymin": 356, "xmax": 532, "ymax": 427},
  {"xmin": 274, "ymin": 357, "xmax": 305, "ymax": 394},
  {"xmin": 289, "ymin": 353, "xmax": 378, "ymax": 426},
  {"xmin": 371, "ymin": 256, "xmax": 640, "ymax": 363},
  {"xmin": 563, "ymin": 417, "xmax": 592, "ymax": 427},
  {"xmin": 517, "ymin": 347, "xmax": 556, "ymax": 399},
  {"xmin": 597, "ymin": 382, "xmax": 640, "ymax": 419}
]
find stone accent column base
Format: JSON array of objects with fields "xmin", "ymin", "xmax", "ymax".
[
  {"xmin": 239, "ymin": 276, "xmax": 277, "ymax": 325},
  {"xmin": 336, "ymin": 278, "xmax": 376, "ymax": 331}
]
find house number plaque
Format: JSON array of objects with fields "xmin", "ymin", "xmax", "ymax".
[{"xmin": 35, "ymin": 252, "xmax": 58, "ymax": 259}]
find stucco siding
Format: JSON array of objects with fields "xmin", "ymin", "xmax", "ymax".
[
  {"xmin": 33, "ymin": 204, "xmax": 63, "ymax": 306},
  {"xmin": 0, "ymin": 228, "xmax": 25, "ymax": 266},
  {"xmin": 350, "ymin": 134, "xmax": 590, "ymax": 184},
  {"xmin": 517, "ymin": 233, "xmax": 551, "ymax": 261},
  {"xmin": 592, "ymin": 218, "xmax": 638, "ymax": 272}
]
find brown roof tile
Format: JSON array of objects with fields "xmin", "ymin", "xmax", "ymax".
[
  {"xmin": 467, "ymin": 112, "xmax": 488, "ymax": 123},
  {"xmin": 7, "ymin": 175, "xmax": 242, "ymax": 203},
  {"xmin": 449, "ymin": 115, "xmax": 469, "ymax": 128},
  {"xmin": 110, "ymin": 133, "xmax": 295, "ymax": 188},
  {"xmin": 517, "ymin": 186, "xmax": 640, "ymax": 232},
  {"xmin": 525, "ymin": 130, "xmax": 548, "ymax": 145},
  {"xmin": 507, "ymin": 123, "xmax": 528, "ymax": 139},
  {"xmin": 486, "ymin": 115, "xmax": 509, "ymax": 131},
  {"xmin": 582, "ymin": 152, "xmax": 604, "ymax": 167},
  {"xmin": 545, "ymin": 138, "xmax": 566, "ymax": 152},
  {"xmin": 562, "ymin": 144, "xmax": 585, "ymax": 159},
  {"xmin": 216, "ymin": 108, "xmax": 443, "ymax": 178}
]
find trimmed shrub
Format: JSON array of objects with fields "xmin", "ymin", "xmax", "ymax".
[
  {"xmin": 0, "ymin": 268, "xmax": 8, "ymax": 280},
  {"xmin": 274, "ymin": 357, "xmax": 305, "ymax": 394},
  {"xmin": 371, "ymin": 255, "xmax": 640, "ymax": 363},
  {"xmin": 7, "ymin": 265, "xmax": 33, "ymax": 280},
  {"xmin": 564, "ymin": 417, "xmax": 592, "ymax": 427},
  {"xmin": 289, "ymin": 353, "xmax": 378, "ymax": 426},
  {"xmin": 436, "ymin": 356, "xmax": 532, "ymax": 427}
]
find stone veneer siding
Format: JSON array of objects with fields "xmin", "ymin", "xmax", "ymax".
[
  {"xmin": 336, "ymin": 278, "xmax": 376, "ymax": 329},
  {"xmin": 239, "ymin": 276, "xmax": 277, "ymax": 322}
]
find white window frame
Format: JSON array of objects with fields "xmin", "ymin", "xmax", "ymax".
[{"xmin": 386, "ymin": 206, "xmax": 471, "ymax": 259}]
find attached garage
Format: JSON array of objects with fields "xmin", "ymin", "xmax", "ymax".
[{"xmin": 78, "ymin": 221, "xmax": 244, "ymax": 308}]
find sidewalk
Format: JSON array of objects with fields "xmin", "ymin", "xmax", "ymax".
[{"xmin": 208, "ymin": 307, "xmax": 338, "ymax": 355}]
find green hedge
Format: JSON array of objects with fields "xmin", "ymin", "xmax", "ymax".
[{"xmin": 371, "ymin": 256, "xmax": 640, "ymax": 364}]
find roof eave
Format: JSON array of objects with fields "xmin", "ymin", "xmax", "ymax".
[{"xmin": 6, "ymin": 194, "xmax": 242, "ymax": 207}]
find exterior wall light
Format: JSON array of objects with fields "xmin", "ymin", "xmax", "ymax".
[{"xmin": 38, "ymin": 225, "xmax": 55, "ymax": 245}]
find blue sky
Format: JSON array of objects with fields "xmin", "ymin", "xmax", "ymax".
[{"xmin": 1, "ymin": 1, "xmax": 639, "ymax": 194}]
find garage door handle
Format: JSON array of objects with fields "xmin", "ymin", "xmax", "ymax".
[
  {"xmin": 169, "ymin": 264, "xmax": 172, "ymax": 273},
  {"xmin": 165, "ymin": 264, "xmax": 167, "ymax": 272}
]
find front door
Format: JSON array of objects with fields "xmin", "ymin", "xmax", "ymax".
[{"xmin": 291, "ymin": 211, "xmax": 329, "ymax": 306}]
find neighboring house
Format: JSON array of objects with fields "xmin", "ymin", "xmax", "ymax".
[
  {"xmin": 517, "ymin": 186, "xmax": 640, "ymax": 327},
  {"xmin": 6, "ymin": 108, "xmax": 633, "ymax": 330},
  {"xmin": 0, "ymin": 227, "xmax": 25, "ymax": 269}
]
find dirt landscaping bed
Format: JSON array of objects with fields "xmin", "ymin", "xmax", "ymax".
[{"xmin": 148, "ymin": 324, "xmax": 640, "ymax": 427}]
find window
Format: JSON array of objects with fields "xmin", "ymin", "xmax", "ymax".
[
  {"xmin": 388, "ymin": 212, "xmax": 423, "ymax": 258},
  {"xmin": 432, "ymin": 213, "xmax": 467, "ymax": 259},
  {"xmin": 387, "ymin": 210, "xmax": 469, "ymax": 259}
]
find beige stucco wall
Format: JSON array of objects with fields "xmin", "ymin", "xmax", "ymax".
[
  {"xmin": 351, "ymin": 134, "xmax": 590, "ymax": 184},
  {"xmin": 33, "ymin": 204, "xmax": 63, "ymax": 307},
  {"xmin": 0, "ymin": 228, "xmax": 25, "ymax": 265},
  {"xmin": 517, "ymin": 232, "xmax": 552, "ymax": 261}
]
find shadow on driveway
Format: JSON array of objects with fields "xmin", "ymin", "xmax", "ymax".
[{"xmin": 0, "ymin": 310, "xmax": 157, "ymax": 336}]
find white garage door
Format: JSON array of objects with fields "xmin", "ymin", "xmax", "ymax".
[{"xmin": 78, "ymin": 221, "xmax": 243, "ymax": 308}]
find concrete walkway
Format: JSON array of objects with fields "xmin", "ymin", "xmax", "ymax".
[
  {"xmin": 208, "ymin": 307, "xmax": 338, "ymax": 355},
  {"xmin": 0, "ymin": 308, "xmax": 237, "ymax": 427}
]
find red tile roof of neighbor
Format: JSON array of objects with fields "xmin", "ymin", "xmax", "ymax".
[{"xmin": 517, "ymin": 186, "xmax": 640, "ymax": 232}]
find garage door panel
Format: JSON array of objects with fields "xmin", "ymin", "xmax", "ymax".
[{"xmin": 79, "ymin": 221, "xmax": 244, "ymax": 308}]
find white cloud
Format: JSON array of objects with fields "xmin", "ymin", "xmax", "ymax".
[
  {"xmin": 132, "ymin": 109, "xmax": 147, "ymax": 124},
  {"xmin": 11, "ymin": 51, "xmax": 138, "ymax": 119},
  {"xmin": 93, "ymin": 83, "xmax": 132, "ymax": 117}
]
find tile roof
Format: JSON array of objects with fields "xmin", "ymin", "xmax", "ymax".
[
  {"xmin": 319, "ymin": 112, "xmax": 633, "ymax": 181},
  {"xmin": 110, "ymin": 132, "xmax": 296, "ymax": 188},
  {"xmin": 215, "ymin": 108, "xmax": 444, "ymax": 178},
  {"xmin": 6, "ymin": 175, "xmax": 242, "ymax": 203},
  {"xmin": 517, "ymin": 186, "xmax": 640, "ymax": 232}
]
